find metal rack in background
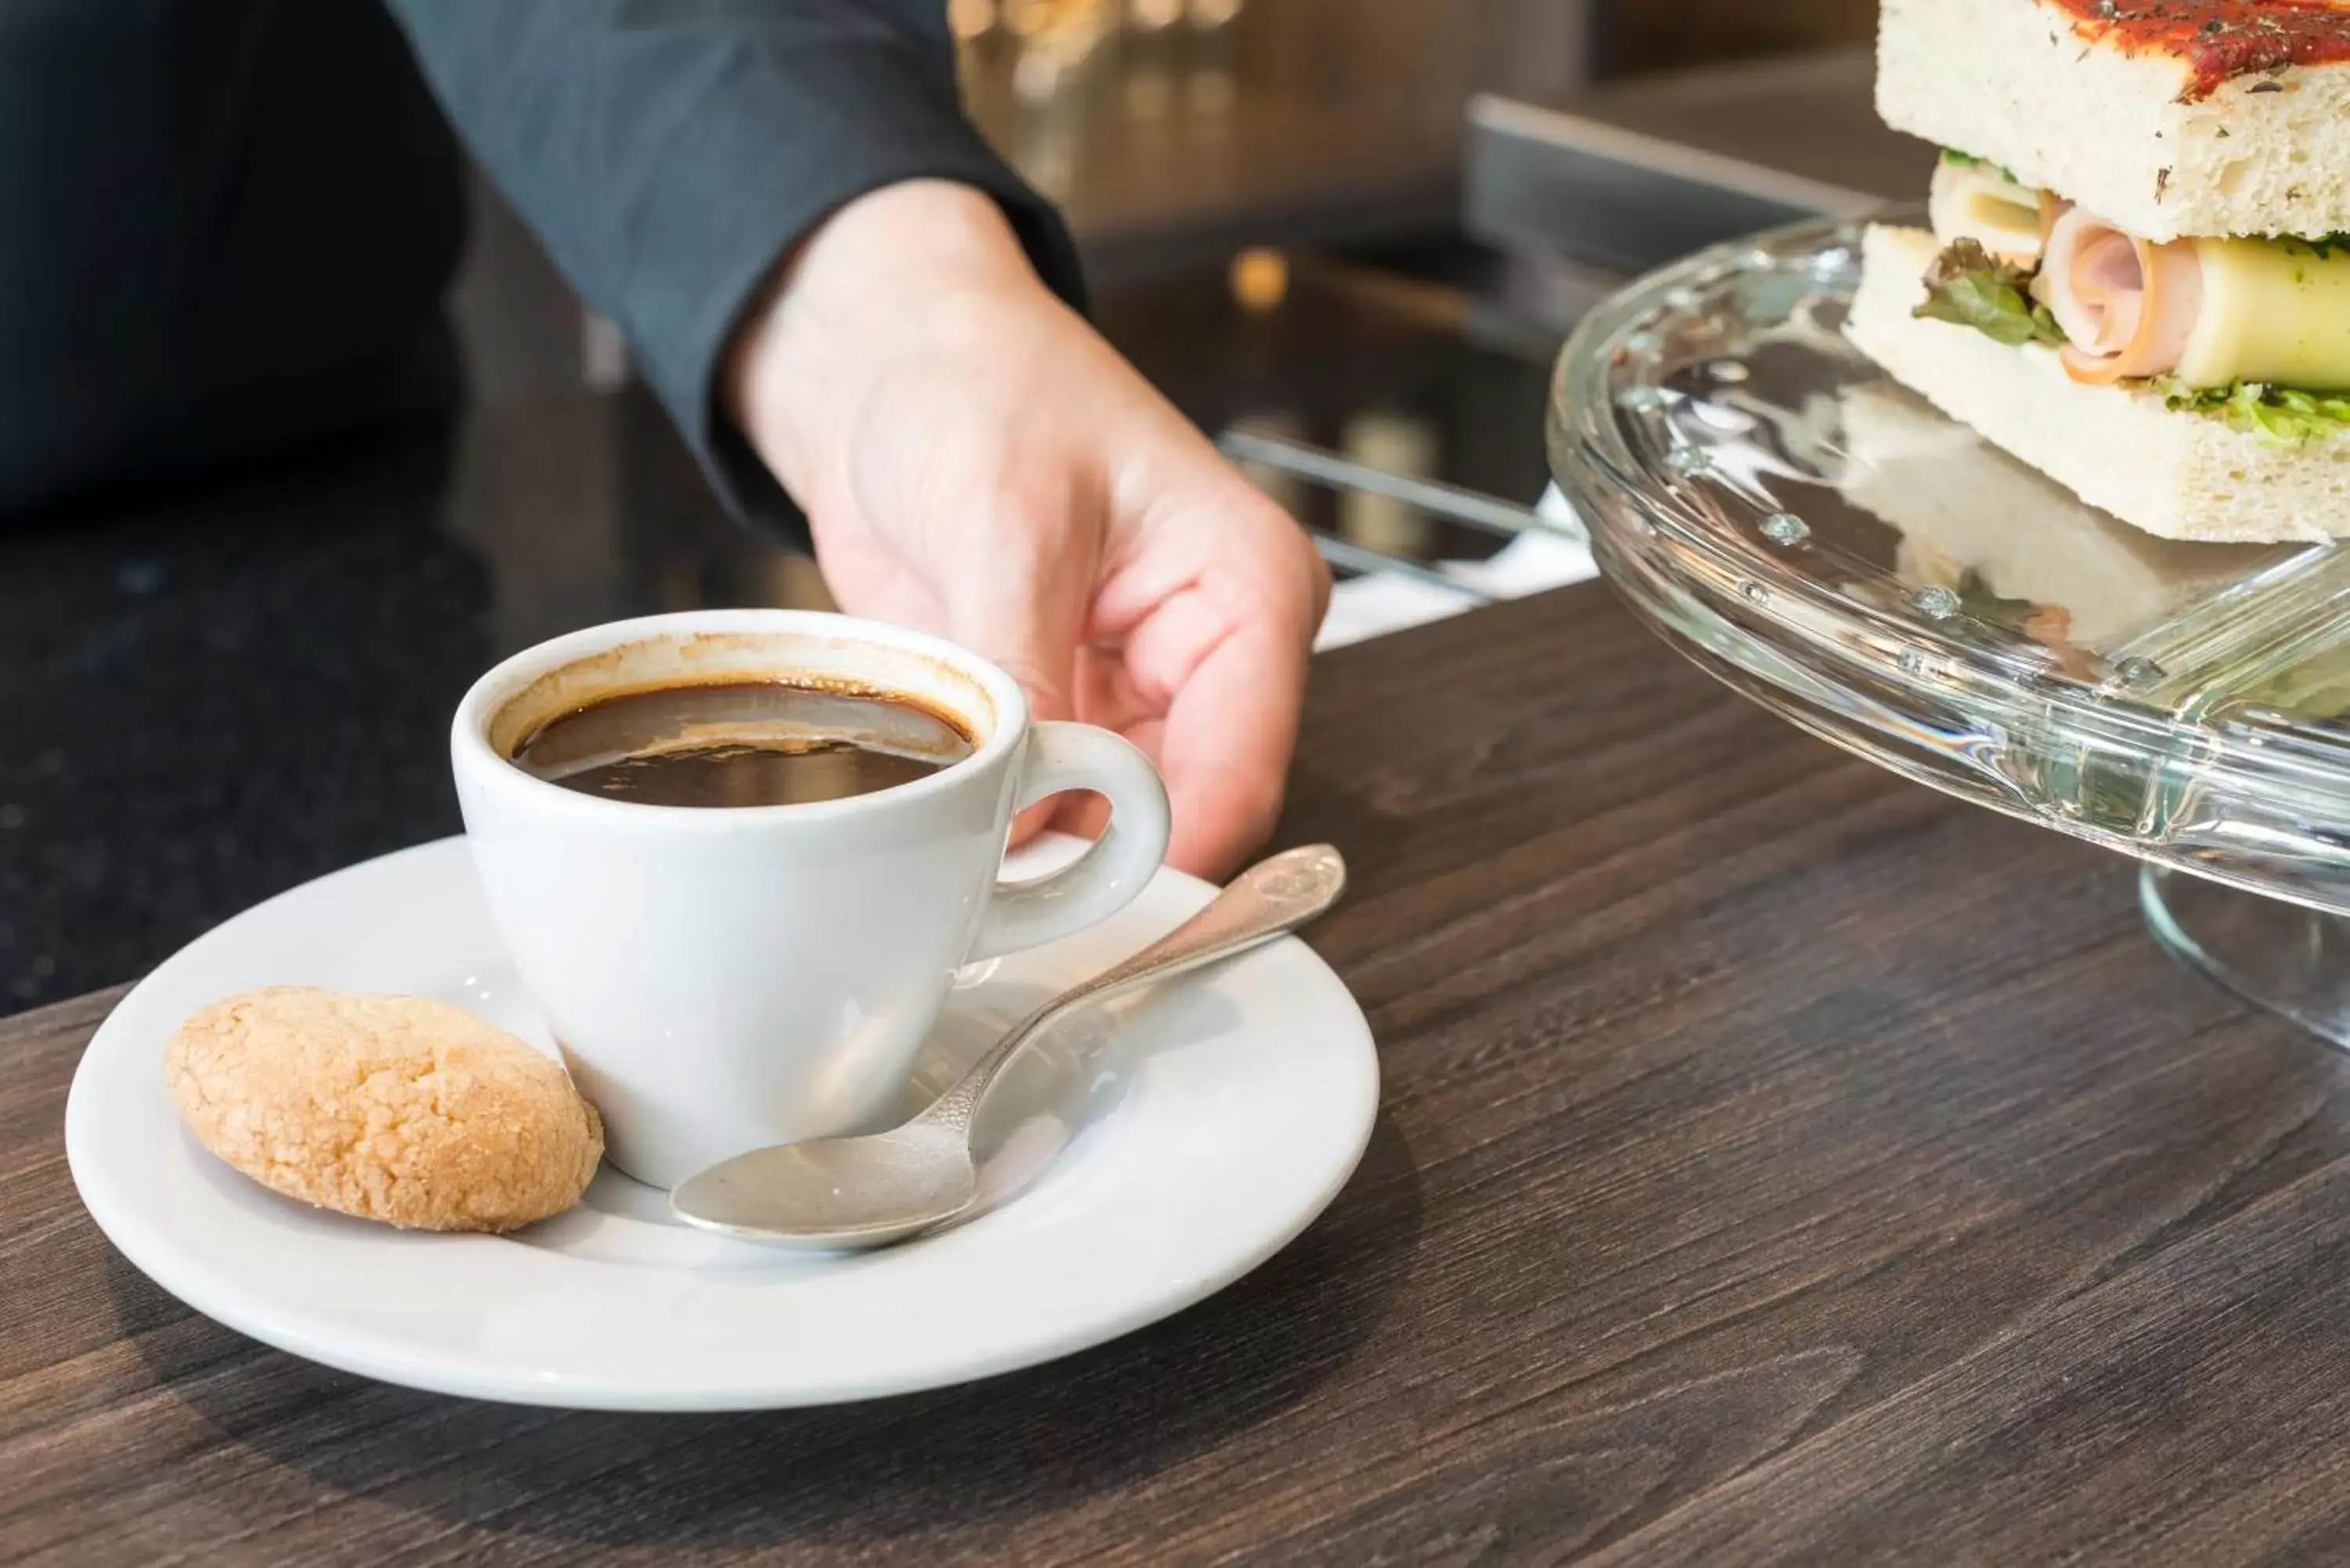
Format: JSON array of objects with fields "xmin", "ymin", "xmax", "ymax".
[
  {"xmin": 1217, "ymin": 46, "xmax": 1913, "ymax": 603},
  {"xmin": 1216, "ymin": 427, "xmax": 1582, "ymax": 608}
]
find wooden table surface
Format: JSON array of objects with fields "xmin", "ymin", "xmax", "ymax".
[{"xmin": 10, "ymin": 583, "xmax": 2350, "ymax": 1566}]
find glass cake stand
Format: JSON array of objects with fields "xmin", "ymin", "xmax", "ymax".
[{"xmin": 1548, "ymin": 210, "xmax": 2350, "ymax": 1046}]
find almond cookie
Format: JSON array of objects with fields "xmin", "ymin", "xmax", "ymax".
[{"xmin": 164, "ymin": 986, "xmax": 603, "ymax": 1232}]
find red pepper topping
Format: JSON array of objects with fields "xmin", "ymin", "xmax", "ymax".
[{"xmin": 2046, "ymin": 0, "xmax": 2350, "ymax": 99}]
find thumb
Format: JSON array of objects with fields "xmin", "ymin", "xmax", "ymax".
[
  {"xmin": 942, "ymin": 515, "xmax": 1097, "ymax": 845},
  {"xmin": 944, "ymin": 551, "xmax": 1090, "ymax": 727}
]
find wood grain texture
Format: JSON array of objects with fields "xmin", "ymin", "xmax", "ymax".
[{"xmin": 6, "ymin": 583, "xmax": 2347, "ymax": 1566}]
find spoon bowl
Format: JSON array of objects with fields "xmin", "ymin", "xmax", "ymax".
[
  {"xmin": 669, "ymin": 1123, "xmax": 977, "ymax": 1249},
  {"xmin": 671, "ymin": 844, "xmax": 1347, "ymax": 1249}
]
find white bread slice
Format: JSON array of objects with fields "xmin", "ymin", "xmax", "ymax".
[
  {"xmin": 1845, "ymin": 224, "xmax": 2350, "ymax": 544},
  {"xmin": 1878, "ymin": 0, "xmax": 2350, "ymax": 242}
]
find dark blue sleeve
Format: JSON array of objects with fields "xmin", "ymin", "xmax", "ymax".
[{"xmin": 385, "ymin": 0, "xmax": 1086, "ymax": 545}]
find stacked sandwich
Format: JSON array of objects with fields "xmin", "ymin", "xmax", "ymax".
[{"xmin": 1847, "ymin": 0, "xmax": 2350, "ymax": 543}]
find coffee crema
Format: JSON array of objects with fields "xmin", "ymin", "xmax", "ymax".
[{"xmin": 511, "ymin": 680, "xmax": 976, "ymax": 808}]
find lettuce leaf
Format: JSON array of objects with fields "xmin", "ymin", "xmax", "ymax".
[
  {"xmin": 2147, "ymin": 377, "xmax": 2350, "ymax": 446},
  {"xmin": 1914, "ymin": 239, "xmax": 2067, "ymax": 348},
  {"xmin": 2287, "ymin": 233, "xmax": 2350, "ymax": 262},
  {"xmin": 1939, "ymin": 148, "xmax": 2020, "ymax": 183}
]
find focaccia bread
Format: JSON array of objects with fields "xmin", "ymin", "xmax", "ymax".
[{"xmin": 1878, "ymin": 0, "xmax": 2350, "ymax": 243}]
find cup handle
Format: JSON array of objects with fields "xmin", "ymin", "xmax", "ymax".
[{"xmin": 969, "ymin": 721, "xmax": 1172, "ymax": 962}]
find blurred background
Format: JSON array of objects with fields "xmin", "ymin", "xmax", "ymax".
[
  {"xmin": 443, "ymin": 0, "xmax": 1895, "ymax": 630},
  {"xmin": 2, "ymin": 0, "xmax": 1909, "ymax": 1009}
]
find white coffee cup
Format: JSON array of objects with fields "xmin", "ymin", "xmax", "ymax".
[{"xmin": 450, "ymin": 609, "xmax": 1170, "ymax": 1190}]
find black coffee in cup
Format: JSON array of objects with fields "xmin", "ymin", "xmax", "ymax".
[{"xmin": 511, "ymin": 681, "xmax": 975, "ymax": 807}]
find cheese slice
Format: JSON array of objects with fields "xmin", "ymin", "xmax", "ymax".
[
  {"xmin": 1929, "ymin": 160, "xmax": 2046, "ymax": 266},
  {"xmin": 2177, "ymin": 238, "xmax": 2350, "ymax": 391}
]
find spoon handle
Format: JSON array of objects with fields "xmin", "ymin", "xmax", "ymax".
[{"xmin": 913, "ymin": 844, "xmax": 1347, "ymax": 1136}]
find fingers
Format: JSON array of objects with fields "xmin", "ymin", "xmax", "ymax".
[
  {"xmin": 1046, "ymin": 790, "xmax": 1113, "ymax": 842},
  {"xmin": 1155, "ymin": 596, "xmax": 1313, "ymax": 880},
  {"xmin": 1017, "ymin": 655, "xmax": 1139, "ymax": 850},
  {"xmin": 1016, "ymin": 583, "xmax": 1310, "ymax": 883},
  {"xmin": 947, "ymin": 491, "xmax": 1106, "ymax": 851},
  {"xmin": 1094, "ymin": 480, "xmax": 1323, "ymax": 880},
  {"xmin": 1033, "ymin": 653, "xmax": 1142, "ymax": 844},
  {"xmin": 1007, "ymin": 800, "xmax": 1059, "ymax": 852},
  {"xmin": 942, "ymin": 484, "xmax": 1104, "ymax": 724}
]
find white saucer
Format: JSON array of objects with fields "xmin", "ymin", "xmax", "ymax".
[{"xmin": 63, "ymin": 836, "xmax": 1378, "ymax": 1411}]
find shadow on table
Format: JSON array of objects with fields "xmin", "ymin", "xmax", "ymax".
[{"xmin": 115, "ymin": 1109, "xmax": 1423, "ymax": 1554}]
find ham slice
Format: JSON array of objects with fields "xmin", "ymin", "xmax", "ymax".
[{"xmin": 2031, "ymin": 204, "xmax": 2204, "ymax": 385}]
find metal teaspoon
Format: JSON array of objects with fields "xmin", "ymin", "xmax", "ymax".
[{"xmin": 668, "ymin": 843, "xmax": 1347, "ymax": 1250}]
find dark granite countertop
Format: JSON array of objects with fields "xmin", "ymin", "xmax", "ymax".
[
  {"xmin": 2, "ymin": 431, "xmax": 471, "ymax": 1008},
  {"xmin": 0, "ymin": 383, "xmax": 784, "ymax": 1010}
]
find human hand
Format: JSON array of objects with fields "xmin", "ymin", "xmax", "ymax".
[{"xmin": 724, "ymin": 180, "xmax": 1329, "ymax": 880}]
